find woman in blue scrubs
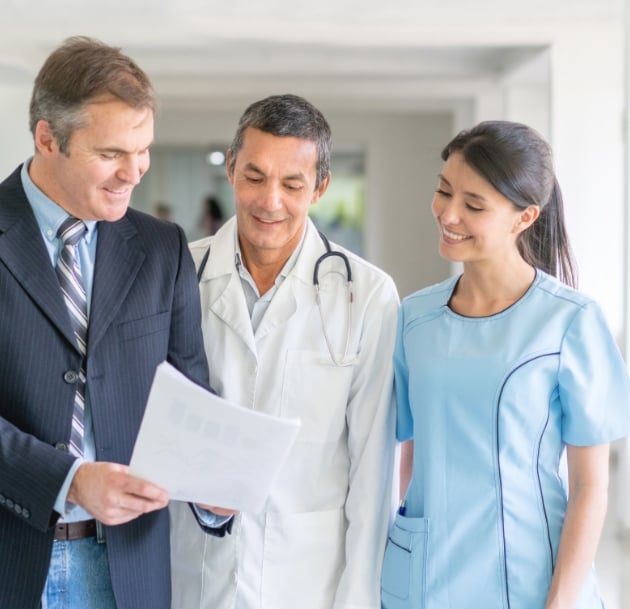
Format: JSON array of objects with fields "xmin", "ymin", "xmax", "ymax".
[{"xmin": 381, "ymin": 121, "xmax": 630, "ymax": 609}]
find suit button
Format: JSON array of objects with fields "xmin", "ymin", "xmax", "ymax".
[
  {"xmin": 5, "ymin": 498, "xmax": 13, "ymax": 509},
  {"xmin": 55, "ymin": 442, "xmax": 69, "ymax": 452},
  {"xmin": 63, "ymin": 370, "xmax": 79, "ymax": 384},
  {"xmin": 14, "ymin": 503, "xmax": 22, "ymax": 515},
  {"xmin": 0, "ymin": 494, "xmax": 5, "ymax": 505},
  {"xmin": 22, "ymin": 508, "xmax": 30, "ymax": 519}
]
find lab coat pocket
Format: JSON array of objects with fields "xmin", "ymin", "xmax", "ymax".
[
  {"xmin": 262, "ymin": 508, "xmax": 345, "ymax": 609},
  {"xmin": 281, "ymin": 350, "xmax": 352, "ymax": 442},
  {"xmin": 381, "ymin": 513, "xmax": 429, "ymax": 609}
]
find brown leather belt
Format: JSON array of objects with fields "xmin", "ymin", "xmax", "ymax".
[{"xmin": 54, "ymin": 519, "xmax": 97, "ymax": 541}]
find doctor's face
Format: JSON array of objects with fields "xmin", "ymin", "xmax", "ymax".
[{"xmin": 227, "ymin": 127, "xmax": 329, "ymax": 263}]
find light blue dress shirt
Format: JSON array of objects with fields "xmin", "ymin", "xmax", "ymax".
[
  {"xmin": 21, "ymin": 160, "xmax": 97, "ymax": 522},
  {"xmin": 234, "ymin": 225, "xmax": 305, "ymax": 330}
]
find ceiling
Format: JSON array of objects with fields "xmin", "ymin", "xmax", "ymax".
[{"xmin": 0, "ymin": 0, "xmax": 624, "ymax": 113}]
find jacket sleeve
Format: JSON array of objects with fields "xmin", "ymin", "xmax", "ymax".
[{"xmin": 166, "ymin": 224, "xmax": 211, "ymax": 391}]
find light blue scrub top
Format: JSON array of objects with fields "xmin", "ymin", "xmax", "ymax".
[{"xmin": 382, "ymin": 270, "xmax": 630, "ymax": 609}]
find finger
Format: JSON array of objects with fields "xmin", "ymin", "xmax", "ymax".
[
  {"xmin": 117, "ymin": 490, "xmax": 169, "ymax": 515},
  {"xmin": 122, "ymin": 475, "xmax": 169, "ymax": 503}
]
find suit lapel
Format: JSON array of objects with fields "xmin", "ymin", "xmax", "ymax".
[
  {"xmin": 0, "ymin": 167, "xmax": 78, "ymax": 350},
  {"xmin": 88, "ymin": 216, "xmax": 145, "ymax": 353}
]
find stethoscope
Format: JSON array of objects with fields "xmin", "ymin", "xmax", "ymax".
[
  {"xmin": 196, "ymin": 230, "xmax": 354, "ymax": 367},
  {"xmin": 313, "ymin": 231, "xmax": 354, "ymax": 367}
]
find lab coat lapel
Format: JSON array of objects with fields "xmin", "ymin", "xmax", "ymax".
[
  {"xmin": 202, "ymin": 218, "xmax": 257, "ymax": 356},
  {"xmin": 254, "ymin": 219, "xmax": 321, "ymax": 341},
  {"xmin": 253, "ymin": 281, "xmax": 298, "ymax": 341},
  {"xmin": 212, "ymin": 272, "xmax": 258, "ymax": 356}
]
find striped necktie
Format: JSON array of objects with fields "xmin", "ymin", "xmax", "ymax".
[{"xmin": 56, "ymin": 216, "xmax": 88, "ymax": 457}]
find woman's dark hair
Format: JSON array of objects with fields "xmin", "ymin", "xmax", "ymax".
[{"xmin": 441, "ymin": 120, "xmax": 577, "ymax": 287}]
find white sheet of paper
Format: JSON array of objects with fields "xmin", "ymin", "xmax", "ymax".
[{"xmin": 129, "ymin": 361, "xmax": 301, "ymax": 513}]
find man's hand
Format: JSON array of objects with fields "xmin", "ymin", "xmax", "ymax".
[
  {"xmin": 67, "ymin": 462, "xmax": 169, "ymax": 525},
  {"xmin": 195, "ymin": 504, "xmax": 239, "ymax": 517}
]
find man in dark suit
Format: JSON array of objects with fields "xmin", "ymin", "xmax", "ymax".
[{"xmin": 0, "ymin": 36, "xmax": 222, "ymax": 609}]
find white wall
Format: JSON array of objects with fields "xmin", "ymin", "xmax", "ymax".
[
  {"xmin": 550, "ymin": 25, "xmax": 625, "ymax": 341},
  {"xmin": 549, "ymin": 23, "xmax": 628, "ymax": 532},
  {"xmin": 0, "ymin": 84, "xmax": 33, "ymax": 177}
]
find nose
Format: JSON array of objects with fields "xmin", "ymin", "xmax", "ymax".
[
  {"xmin": 432, "ymin": 195, "xmax": 458, "ymax": 225},
  {"xmin": 117, "ymin": 153, "xmax": 149, "ymax": 185},
  {"xmin": 258, "ymin": 182, "xmax": 283, "ymax": 212}
]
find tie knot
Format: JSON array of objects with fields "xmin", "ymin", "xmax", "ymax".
[{"xmin": 57, "ymin": 216, "xmax": 87, "ymax": 247}]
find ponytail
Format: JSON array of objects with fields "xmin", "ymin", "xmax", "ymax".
[{"xmin": 518, "ymin": 178, "xmax": 577, "ymax": 288}]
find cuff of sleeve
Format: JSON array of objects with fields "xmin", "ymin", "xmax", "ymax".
[
  {"xmin": 54, "ymin": 457, "xmax": 83, "ymax": 516},
  {"xmin": 191, "ymin": 503, "xmax": 233, "ymax": 528}
]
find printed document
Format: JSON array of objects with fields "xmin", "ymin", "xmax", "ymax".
[{"xmin": 129, "ymin": 361, "xmax": 301, "ymax": 513}]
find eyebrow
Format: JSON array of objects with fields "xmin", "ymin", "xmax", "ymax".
[
  {"xmin": 95, "ymin": 142, "xmax": 153, "ymax": 155},
  {"xmin": 243, "ymin": 162, "xmax": 308, "ymax": 182},
  {"xmin": 438, "ymin": 173, "xmax": 487, "ymax": 203}
]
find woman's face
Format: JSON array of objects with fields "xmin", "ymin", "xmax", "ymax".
[{"xmin": 431, "ymin": 151, "xmax": 536, "ymax": 266}]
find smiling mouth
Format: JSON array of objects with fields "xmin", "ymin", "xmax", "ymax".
[
  {"xmin": 254, "ymin": 215, "xmax": 283, "ymax": 225},
  {"xmin": 104, "ymin": 186, "xmax": 131, "ymax": 196},
  {"xmin": 442, "ymin": 227, "xmax": 471, "ymax": 241}
]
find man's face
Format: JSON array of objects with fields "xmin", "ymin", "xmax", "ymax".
[
  {"xmin": 227, "ymin": 127, "xmax": 329, "ymax": 264},
  {"xmin": 32, "ymin": 97, "xmax": 154, "ymax": 222}
]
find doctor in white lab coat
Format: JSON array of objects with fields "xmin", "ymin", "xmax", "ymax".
[{"xmin": 170, "ymin": 94, "xmax": 399, "ymax": 609}]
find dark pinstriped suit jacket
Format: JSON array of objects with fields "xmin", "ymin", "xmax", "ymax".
[{"xmin": 0, "ymin": 165, "xmax": 211, "ymax": 609}]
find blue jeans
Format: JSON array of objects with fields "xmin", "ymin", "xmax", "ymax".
[{"xmin": 41, "ymin": 537, "xmax": 116, "ymax": 609}]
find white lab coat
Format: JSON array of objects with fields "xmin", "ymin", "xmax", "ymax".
[{"xmin": 170, "ymin": 216, "xmax": 399, "ymax": 609}]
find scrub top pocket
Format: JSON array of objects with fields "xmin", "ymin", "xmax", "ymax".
[{"xmin": 381, "ymin": 514, "xmax": 429, "ymax": 609}]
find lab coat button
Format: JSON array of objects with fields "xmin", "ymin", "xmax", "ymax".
[
  {"xmin": 233, "ymin": 572, "xmax": 238, "ymax": 583},
  {"xmin": 63, "ymin": 370, "xmax": 79, "ymax": 384}
]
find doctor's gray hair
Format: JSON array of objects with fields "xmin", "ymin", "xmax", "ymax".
[
  {"xmin": 441, "ymin": 120, "xmax": 577, "ymax": 288},
  {"xmin": 228, "ymin": 94, "xmax": 332, "ymax": 188},
  {"xmin": 29, "ymin": 36, "xmax": 156, "ymax": 154}
]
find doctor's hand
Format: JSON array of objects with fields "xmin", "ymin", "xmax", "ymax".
[
  {"xmin": 195, "ymin": 504, "xmax": 239, "ymax": 517},
  {"xmin": 67, "ymin": 462, "xmax": 169, "ymax": 526}
]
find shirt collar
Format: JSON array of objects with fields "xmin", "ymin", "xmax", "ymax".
[
  {"xmin": 21, "ymin": 159, "xmax": 98, "ymax": 244},
  {"xmin": 234, "ymin": 224, "xmax": 307, "ymax": 295}
]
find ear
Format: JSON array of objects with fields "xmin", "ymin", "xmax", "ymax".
[
  {"xmin": 311, "ymin": 171, "xmax": 331, "ymax": 206},
  {"xmin": 513, "ymin": 205, "xmax": 540, "ymax": 234},
  {"xmin": 225, "ymin": 149, "xmax": 235, "ymax": 185},
  {"xmin": 33, "ymin": 120, "xmax": 58, "ymax": 156}
]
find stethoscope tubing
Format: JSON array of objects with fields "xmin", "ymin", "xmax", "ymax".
[{"xmin": 196, "ymin": 229, "xmax": 354, "ymax": 366}]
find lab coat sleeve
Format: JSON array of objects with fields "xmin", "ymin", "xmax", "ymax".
[{"xmin": 332, "ymin": 273, "xmax": 399, "ymax": 609}]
